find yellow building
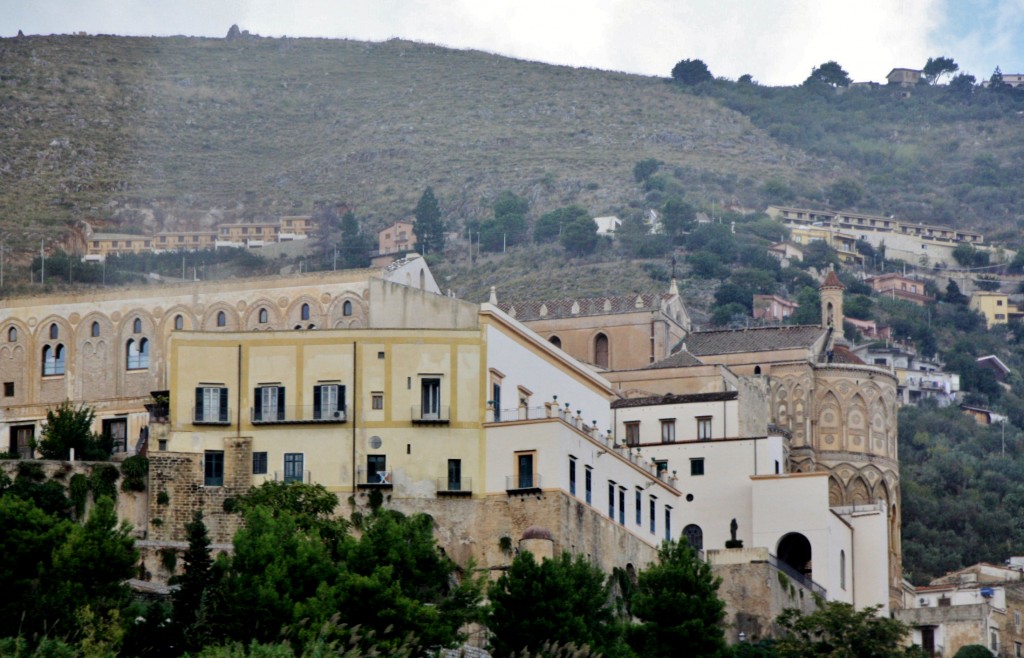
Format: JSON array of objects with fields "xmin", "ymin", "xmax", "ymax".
[
  {"xmin": 278, "ymin": 215, "xmax": 312, "ymax": 240},
  {"xmin": 217, "ymin": 222, "xmax": 280, "ymax": 246},
  {"xmin": 84, "ymin": 233, "xmax": 154, "ymax": 261},
  {"xmin": 970, "ymin": 291, "xmax": 1020, "ymax": 327},
  {"xmin": 789, "ymin": 226, "xmax": 864, "ymax": 265},
  {"xmin": 152, "ymin": 231, "xmax": 218, "ymax": 252}
]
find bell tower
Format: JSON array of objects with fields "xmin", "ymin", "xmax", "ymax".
[{"xmin": 819, "ymin": 269, "xmax": 845, "ymax": 329}]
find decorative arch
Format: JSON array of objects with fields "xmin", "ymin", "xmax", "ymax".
[
  {"xmin": 549, "ymin": 335, "xmax": 562, "ymax": 349},
  {"xmin": 288, "ymin": 296, "xmax": 322, "ymax": 328},
  {"xmin": 242, "ymin": 299, "xmax": 280, "ymax": 330},
  {"xmin": 682, "ymin": 524, "xmax": 703, "ymax": 551},
  {"xmin": 202, "ymin": 305, "xmax": 239, "ymax": 331},
  {"xmin": 777, "ymin": 532, "xmax": 812, "ymax": 579},
  {"xmin": 848, "ymin": 476, "xmax": 871, "ymax": 505},
  {"xmin": 818, "ymin": 389, "xmax": 842, "ymax": 450},
  {"xmin": 328, "ymin": 294, "xmax": 364, "ymax": 328},
  {"xmin": 828, "ymin": 475, "xmax": 843, "ymax": 507}
]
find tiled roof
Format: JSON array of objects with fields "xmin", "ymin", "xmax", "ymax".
[
  {"xmin": 829, "ymin": 345, "xmax": 864, "ymax": 365},
  {"xmin": 683, "ymin": 326, "xmax": 827, "ymax": 356},
  {"xmin": 644, "ymin": 350, "xmax": 704, "ymax": 369},
  {"xmin": 499, "ymin": 293, "xmax": 671, "ymax": 321},
  {"xmin": 611, "ymin": 390, "xmax": 738, "ymax": 409},
  {"xmin": 821, "ymin": 270, "xmax": 844, "ymax": 289}
]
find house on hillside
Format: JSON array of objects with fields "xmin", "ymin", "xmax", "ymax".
[
  {"xmin": 866, "ymin": 274, "xmax": 935, "ymax": 306},
  {"xmin": 753, "ymin": 294, "xmax": 799, "ymax": 323},
  {"xmin": 767, "ymin": 242, "xmax": 804, "ymax": 267},
  {"xmin": 886, "ymin": 68, "xmax": 923, "ymax": 86},
  {"xmin": 593, "ymin": 216, "xmax": 621, "ymax": 235},
  {"xmin": 377, "ymin": 219, "xmax": 416, "ymax": 257}
]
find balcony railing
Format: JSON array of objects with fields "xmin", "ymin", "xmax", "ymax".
[
  {"xmin": 767, "ymin": 553, "xmax": 827, "ymax": 598},
  {"xmin": 251, "ymin": 406, "xmax": 347, "ymax": 424},
  {"xmin": 272, "ymin": 470, "xmax": 311, "ymax": 484},
  {"xmin": 506, "ymin": 473, "xmax": 542, "ymax": 492},
  {"xmin": 436, "ymin": 477, "xmax": 472, "ymax": 495},
  {"xmin": 192, "ymin": 407, "xmax": 231, "ymax": 425},
  {"xmin": 358, "ymin": 470, "xmax": 394, "ymax": 488},
  {"xmin": 411, "ymin": 405, "xmax": 450, "ymax": 424}
]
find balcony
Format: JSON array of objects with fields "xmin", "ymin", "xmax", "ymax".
[
  {"xmin": 192, "ymin": 407, "xmax": 231, "ymax": 425},
  {"xmin": 358, "ymin": 470, "xmax": 394, "ymax": 489},
  {"xmin": 272, "ymin": 470, "xmax": 311, "ymax": 484},
  {"xmin": 411, "ymin": 405, "xmax": 450, "ymax": 424},
  {"xmin": 506, "ymin": 473, "xmax": 542, "ymax": 494},
  {"xmin": 436, "ymin": 477, "xmax": 472, "ymax": 496},
  {"xmin": 250, "ymin": 406, "xmax": 347, "ymax": 425}
]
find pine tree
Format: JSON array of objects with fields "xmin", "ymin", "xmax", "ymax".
[
  {"xmin": 171, "ymin": 511, "xmax": 214, "ymax": 649},
  {"xmin": 413, "ymin": 187, "xmax": 445, "ymax": 256}
]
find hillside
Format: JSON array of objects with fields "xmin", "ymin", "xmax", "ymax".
[{"xmin": 0, "ymin": 33, "xmax": 827, "ymax": 259}]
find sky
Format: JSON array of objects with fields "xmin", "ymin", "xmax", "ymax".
[{"xmin": 2, "ymin": 0, "xmax": 1022, "ymax": 86}]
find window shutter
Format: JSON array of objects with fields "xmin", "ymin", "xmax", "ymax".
[
  {"xmin": 254, "ymin": 388, "xmax": 262, "ymax": 420},
  {"xmin": 219, "ymin": 387, "xmax": 229, "ymax": 422},
  {"xmin": 195, "ymin": 387, "xmax": 204, "ymax": 420},
  {"xmin": 277, "ymin": 387, "xmax": 286, "ymax": 420},
  {"xmin": 313, "ymin": 385, "xmax": 322, "ymax": 419}
]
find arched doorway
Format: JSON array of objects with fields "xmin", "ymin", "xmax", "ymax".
[
  {"xmin": 683, "ymin": 524, "xmax": 703, "ymax": 551},
  {"xmin": 777, "ymin": 532, "xmax": 812, "ymax": 579}
]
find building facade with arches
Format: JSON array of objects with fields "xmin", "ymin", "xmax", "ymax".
[{"xmin": 0, "ymin": 256, "xmax": 438, "ymax": 457}]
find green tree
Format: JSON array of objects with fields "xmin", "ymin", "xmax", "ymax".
[
  {"xmin": 560, "ymin": 215, "xmax": 599, "ymax": 256},
  {"xmin": 775, "ymin": 602, "xmax": 916, "ymax": 658},
  {"xmin": 535, "ymin": 206, "xmax": 589, "ymax": 244},
  {"xmin": 953, "ymin": 645, "xmax": 998, "ymax": 658},
  {"xmin": 634, "ymin": 159, "xmax": 661, "ymax": 184},
  {"xmin": 661, "ymin": 197, "xmax": 696, "ymax": 237},
  {"xmin": 33, "ymin": 400, "xmax": 111, "ymax": 461},
  {"xmin": 711, "ymin": 302, "xmax": 750, "ymax": 327},
  {"xmin": 171, "ymin": 511, "xmax": 215, "ymax": 651},
  {"xmin": 488, "ymin": 551, "xmax": 626, "ymax": 658},
  {"xmin": 413, "ymin": 186, "xmax": 445, "ymax": 256},
  {"xmin": 310, "ymin": 202, "xmax": 340, "ymax": 266},
  {"xmin": 688, "ymin": 251, "xmax": 730, "ymax": 280},
  {"xmin": 989, "ymin": 66, "xmax": 1011, "ymax": 91},
  {"xmin": 338, "ymin": 210, "xmax": 371, "ymax": 269},
  {"xmin": 805, "ymin": 61, "xmax": 852, "ymax": 88},
  {"xmin": 671, "ymin": 59, "xmax": 713, "ymax": 86},
  {"xmin": 828, "ymin": 179, "xmax": 863, "ymax": 208},
  {"xmin": 762, "ymin": 179, "xmax": 795, "ymax": 204},
  {"xmin": 945, "ymin": 279, "xmax": 968, "ymax": 304},
  {"xmin": 788, "ymin": 286, "xmax": 822, "ymax": 325},
  {"xmin": 923, "ymin": 56, "xmax": 959, "ymax": 84},
  {"xmin": 629, "ymin": 541, "xmax": 728, "ymax": 658},
  {"xmin": 948, "ymin": 73, "xmax": 977, "ymax": 96}
]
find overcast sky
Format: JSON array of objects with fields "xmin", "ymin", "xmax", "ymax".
[{"xmin": 2, "ymin": 0, "xmax": 1022, "ymax": 86}]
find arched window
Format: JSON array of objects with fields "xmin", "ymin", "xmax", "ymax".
[
  {"xmin": 43, "ymin": 344, "xmax": 65, "ymax": 376},
  {"xmin": 7, "ymin": 327, "xmax": 16, "ymax": 342},
  {"xmin": 594, "ymin": 333, "xmax": 609, "ymax": 369},
  {"xmin": 840, "ymin": 550, "xmax": 846, "ymax": 590},
  {"xmin": 754, "ymin": 365, "xmax": 762, "ymax": 375},
  {"xmin": 127, "ymin": 338, "xmax": 149, "ymax": 370},
  {"xmin": 777, "ymin": 532, "xmax": 813, "ymax": 578},
  {"xmin": 216, "ymin": 311, "xmax": 226, "ymax": 327},
  {"xmin": 342, "ymin": 301, "xmax": 352, "ymax": 316},
  {"xmin": 301, "ymin": 303, "xmax": 310, "ymax": 321},
  {"xmin": 133, "ymin": 318, "xmax": 142, "ymax": 333},
  {"xmin": 308, "ymin": 324, "xmax": 316, "ymax": 330},
  {"xmin": 258, "ymin": 308, "xmax": 268, "ymax": 324},
  {"xmin": 91, "ymin": 321, "xmax": 100, "ymax": 337},
  {"xmin": 682, "ymin": 524, "xmax": 703, "ymax": 551},
  {"xmin": 549, "ymin": 335, "xmax": 562, "ymax": 349},
  {"xmin": 49, "ymin": 323, "xmax": 59, "ymax": 340},
  {"xmin": 294, "ymin": 324, "xmax": 303, "ymax": 330},
  {"xmin": 174, "ymin": 314, "xmax": 184, "ymax": 331}
]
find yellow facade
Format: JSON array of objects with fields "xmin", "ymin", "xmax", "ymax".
[
  {"xmin": 166, "ymin": 328, "xmax": 486, "ymax": 495},
  {"xmin": 970, "ymin": 292, "xmax": 1012, "ymax": 327},
  {"xmin": 86, "ymin": 233, "xmax": 153, "ymax": 259},
  {"xmin": 789, "ymin": 226, "xmax": 864, "ymax": 264}
]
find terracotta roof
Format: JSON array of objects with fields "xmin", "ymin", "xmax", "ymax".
[
  {"xmin": 829, "ymin": 345, "xmax": 864, "ymax": 365},
  {"xmin": 611, "ymin": 391, "xmax": 738, "ymax": 409},
  {"xmin": 683, "ymin": 326, "xmax": 827, "ymax": 356},
  {"xmin": 821, "ymin": 270, "xmax": 844, "ymax": 289},
  {"xmin": 499, "ymin": 293, "xmax": 671, "ymax": 321},
  {"xmin": 644, "ymin": 349, "xmax": 704, "ymax": 369}
]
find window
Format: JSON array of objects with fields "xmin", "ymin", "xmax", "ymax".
[
  {"xmin": 342, "ymin": 300, "xmax": 352, "ymax": 316},
  {"xmin": 103, "ymin": 418, "xmax": 128, "ymax": 453},
  {"xmin": 569, "ymin": 458, "xmax": 576, "ymax": 495},
  {"xmin": 367, "ymin": 454, "xmax": 388, "ymax": 484},
  {"xmin": 313, "ymin": 384, "xmax": 345, "ymax": 419},
  {"xmin": 204, "ymin": 451, "xmax": 224, "ymax": 486},
  {"xmin": 660, "ymin": 419, "xmax": 676, "ymax": 443},
  {"xmin": 1016, "ymin": 611, "xmax": 1021, "ymax": 630},
  {"xmin": 6, "ymin": 327, "xmax": 15, "ymax": 342},
  {"xmin": 49, "ymin": 323, "xmax": 59, "ymax": 340},
  {"xmin": 665, "ymin": 506, "xmax": 672, "ymax": 541},
  {"xmin": 516, "ymin": 452, "xmax": 535, "ymax": 489},
  {"xmin": 174, "ymin": 314, "xmax": 184, "ymax": 330},
  {"xmin": 420, "ymin": 377, "xmax": 441, "ymax": 419},
  {"xmin": 2, "ymin": 382, "xmax": 12, "ymax": 397},
  {"xmin": 258, "ymin": 308, "xmax": 268, "ymax": 324},
  {"xmin": 91, "ymin": 321, "xmax": 100, "ymax": 337},
  {"xmin": 549, "ymin": 335, "xmax": 562, "ymax": 349},
  {"xmin": 690, "ymin": 458, "xmax": 705, "ymax": 476},
  {"xmin": 194, "ymin": 386, "xmax": 229, "ymax": 423},
  {"xmin": 840, "ymin": 550, "xmax": 846, "ymax": 590},
  {"xmin": 216, "ymin": 311, "xmax": 226, "ymax": 327},
  {"xmin": 625, "ymin": 421, "xmax": 640, "ymax": 446},
  {"xmin": 594, "ymin": 332, "xmax": 609, "ymax": 369},
  {"xmin": 618, "ymin": 487, "xmax": 625, "ymax": 525},
  {"xmin": 608, "ymin": 482, "xmax": 615, "ymax": 518},
  {"xmin": 654, "ymin": 460, "xmax": 668, "ymax": 479},
  {"xmin": 42, "ymin": 344, "xmax": 65, "ymax": 376},
  {"xmin": 585, "ymin": 467, "xmax": 592, "ymax": 504},
  {"xmin": 126, "ymin": 338, "xmax": 149, "ymax": 370},
  {"xmin": 991, "ymin": 630, "xmax": 999, "ymax": 652},
  {"xmin": 371, "ymin": 392, "xmax": 384, "ymax": 410},
  {"xmin": 492, "ymin": 380, "xmax": 502, "ymax": 422},
  {"xmin": 697, "ymin": 416, "xmax": 713, "ymax": 440},
  {"xmin": 301, "ymin": 303, "xmax": 310, "ymax": 321},
  {"xmin": 254, "ymin": 385, "xmax": 285, "ymax": 422},
  {"xmin": 253, "ymin": 452, "xmax": 268, "ymax": 475},
  {"xmin": 683, "ymin": 524, "xmax": 703, "ymax": 550},
  {"xmin": 284, "ymin": 453, "xmax": 304, "ymax": 483},
  {"xmin": 447, "ymin": 459, "xmax": 462, "ymax": 491},
  {"xmin": 133, "ymin": 318, "xmax": 142, "ymax": 333},
  {"xmin": 636, "ymin": 489, "xmax": 642, "ymax": 525},
  {"xmin": 649, "ymin": 498, "xmax": 656, "ymax": 533}
]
